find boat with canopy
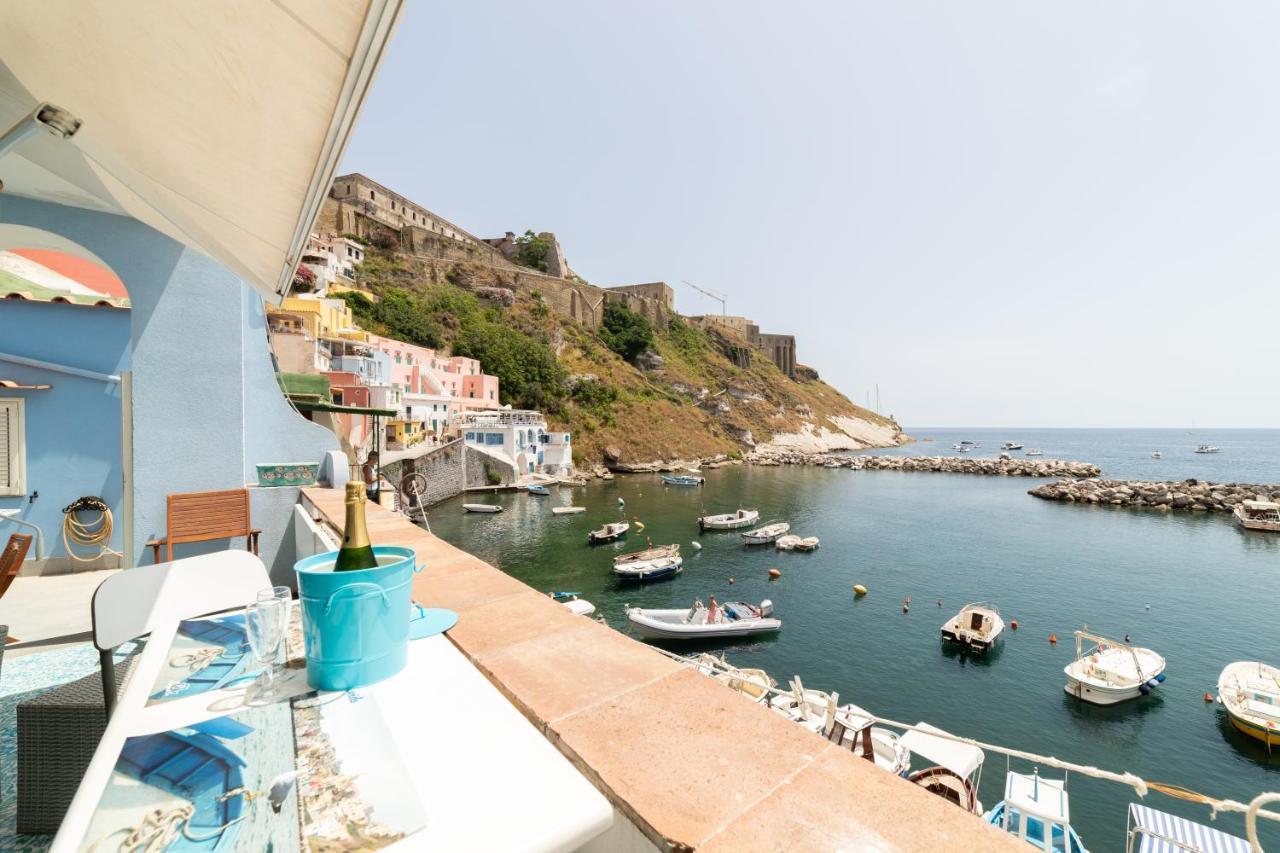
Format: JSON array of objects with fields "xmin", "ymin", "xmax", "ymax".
[{"xmin": 899, "ymin": 722, "xmax": 986, "ymax": 815}]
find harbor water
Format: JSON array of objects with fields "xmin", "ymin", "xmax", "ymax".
[{"xmin": 427, "ymin": 430, "xmax": 1280, "ymax": 849}]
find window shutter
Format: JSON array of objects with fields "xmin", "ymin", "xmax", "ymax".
[{"xmin": 0, "ymin": 399, "xmax": 24, "ymax": 496}]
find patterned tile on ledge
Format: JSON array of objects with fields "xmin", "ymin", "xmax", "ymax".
[{"xmin": 0, "ymin": 642, "xmax": 137, "ymax": 851}]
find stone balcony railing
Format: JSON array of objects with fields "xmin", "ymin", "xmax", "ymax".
[{"xmin": 299, "ymin": 487, "xmax": 1023, "ymax": 851}]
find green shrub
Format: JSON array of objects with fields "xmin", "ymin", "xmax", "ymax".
[
  {"xmin": 599, "ymin": 301, "xmax": 654, "ymax": 363},
  {"xmin": 514, "ymin": 230, "xmax": 550, "ymax": 272}
]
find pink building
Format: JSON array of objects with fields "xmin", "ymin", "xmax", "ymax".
[{"xmin": 363, "ymin": 334, "xmax": 500, "ymax": 435}]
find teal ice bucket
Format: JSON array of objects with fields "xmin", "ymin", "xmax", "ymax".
[{"xmin": 294, "ymin": 545, "xmax": 419, "ymax": 691}]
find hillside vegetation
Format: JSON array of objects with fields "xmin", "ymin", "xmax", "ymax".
[{"xmin": 339, "ymin": 243, "xmax": 904, "ymax": 467}]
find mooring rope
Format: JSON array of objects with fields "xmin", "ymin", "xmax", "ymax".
[{"xmin": 661, "ymin": 648, "xmax": 1280, "ymax": 838}]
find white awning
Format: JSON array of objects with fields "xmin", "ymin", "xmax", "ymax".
[
  {"xmin": 1128, "ymin": 803, "xmax": 1249, "ymax": 853},
  {"xmin": 899, "ymin": 722, "xmax": 985, "ymax": 779},
  {"xmin": 0, "ymin": 0, "xmax": 403, "ymax": 301}
]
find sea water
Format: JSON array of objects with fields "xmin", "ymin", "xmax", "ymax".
[{"xmin": 427, "ymin": 429, "xmax": 1280, "ymax": 848}]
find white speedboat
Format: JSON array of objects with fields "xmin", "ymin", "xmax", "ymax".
[
  {"xmin": 1063, "ymin": 631, "xmax": 1166, "ymax": 705},
  {"xmin": 463, "ymin": 503, "xmax": 502, "ymax": 513},
  {"xmin": 940, "ymin": 603, "xmax": 1004, "ymax": 654},
  {"xmin": 1025, "ymin": 449, "xmax": 1044, "ymax": 457},
  {"xmin": 626, "ymin": 599, "xmax": 779, "ymax": 640},
  {"xmin": 698, "ymin": 508, "xmax": 759, "ymax": 531},
  {"xmin": 1194, "ymin": 444, "xmax": 1220, "ymax": 454},
  {"xmin": 741, "ymin": 520, "xmax": 790, "ymax": 545},
  {"xmin": 1234, "ymin": 500, "xmax": 1280, "ymax": 532},
  {"xmin": 612, "ymin": 555, "xmax": 683, "ymax": 582},
  {"xmin": 551, "ymin": 506, "xmax": 586, "ymax": 515},
  {"xmin": 900, "ymin": 722, "xmax": 986, "ymax": 815},
  {"xmin": 1217, "ymin": 660, "xmax": 1280, "ymax": 748},
  {"xmin": 588, "ymin": 521, "xmax": 629, "ymax": 543},
  {"xmin": 1150, "ymin": 451, "xmax": 1162, "ymax": 459},
  {"xmin": 1001, "ymin": 442, "xmax": 1024, "ymax": 451},
  {"xmin": 985, "ymin": 771, "xmax": 1088, "ymax": 853}
]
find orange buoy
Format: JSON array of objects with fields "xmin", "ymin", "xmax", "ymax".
[
  {"xmin": 768, "ymin": 568, "xmax": 781, "ymax": 579},
  {"xmin": 1204, "ymin": 692, "xmax": 1215, "ymax": 703},
  {"xmin": 1010, "ymin": 619, "xmax": 1019, "ymax": 630},
  {"xmin": 1049, "ymin": 633, "xmax": 1058, "ymax": 644}
]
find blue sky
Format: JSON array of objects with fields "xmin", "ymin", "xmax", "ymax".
[{"xmin": 342, "ymin": 2, "xmax": 1279, "ymax": 428}]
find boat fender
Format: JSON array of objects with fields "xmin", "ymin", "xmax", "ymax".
[
  {"xmin": 1010, "ymin": 619, "xmax": 1019, "ymax": 630},
  {"xmin": 1048, "ymin": 633, "xmax": 1058, "ymax": 644},
  {"xmin": 1139, "ymin": 683, "xmax": 1152, "ymax": 695},
  {"xmin": 691, "ymin": 541, "xmax": 702, "ymax": 550},
  {"xmin": 768, "ymin": 568, "xmax": 781, "ymax": 579},
  {"xmin": 1146, "ymin": 678, "xmax": 1161, "ymax": 690},
  {"xmin": 1155, "ymin": 673, "xmax": 1166, "ymax": 683},
  {"xmin": 759, "ymin": 599, "xmax": 773, "ymax": 617}
]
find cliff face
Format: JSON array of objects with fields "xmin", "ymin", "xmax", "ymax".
[{"xmin": 340, "ymin": 244, "xmax": 906, "ymax": 468}]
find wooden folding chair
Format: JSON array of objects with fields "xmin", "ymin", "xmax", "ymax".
[
  {"xmin": 146, "ymin": 488, "xmax": 261, "ymax": 563},
  {"xmin": 0, "ymin": 532, "xmax": 33, "ymax": 600}
]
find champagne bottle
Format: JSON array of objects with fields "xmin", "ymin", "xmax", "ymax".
[{"xmin": 334, "ymin": 481, "xmax": 378, "ymax": 571}]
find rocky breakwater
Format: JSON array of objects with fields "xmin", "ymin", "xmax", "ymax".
[
  {"xmin": 1029, "ymin": 477, "xmax": 1280, "ymax": 514},
  {"xmin": 749, "ymin": 451, "xmax": 1101, "ymax": 478}
]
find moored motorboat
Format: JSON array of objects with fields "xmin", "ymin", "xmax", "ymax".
[
  {"xmin": 777, "ymin": 535, "xmax": 819, "ymax": 552},
  {"xmin": 614, "ymin": 543, "xmax": 680, "ymax": 564},
  {"xmin": 1150, "ymin": 451, "xmax": 1162, "ymax": 459},
  {"xmin": 588, "ymin": 521, "xmax": 630, "ymax": 543},
  {"xmin": 741, "ymin": 520, "xmax": 790, "ymax": 545},
  {"xmin": 463, "ymin": 503, "xmax": 503, "ymax": 513},
  {"xmin": 1195, "ymin": 444, "xmax": 1220, "ymax": 454},
  {"xmin": 689, "ymin": 654, "xmax": 777, "ymax": 704},
  {"xmin": 1216, "ymin": 660, "xmax": 1280, "ymax": 747},
  {"xmin": 612, "ymin": 555, "xmax": 683, "ymax": 582},
  {"xmin": 1233, "ymin": 500, "xmax": 1280, "ymax": 532},
  {"xmin": 698, "ymin": 508, "xmax": 760, "ymax": 531},
  {"xmin": 940, "ymin": 603, "xmax": 1004, "ymax": 654},
  {"xmin": 985, "ymin": 770, "xmax": 1088, "ymax": 853},
  {"xmin": 1063, "ymin": 630, "xmax": 1166, "ymax": 705},
  {"xmin": 769, "ymin": 680, "xmax": 910, "ymax": 776},
  {"xmin": 526, "ymin": 484, "xmax": 550, "ymax": 496},
  {"xmin": 1001, "ymin": 442, "xmax": 1024, "ymax": 451},
  {"xmin": 626, "ymin": 599, "xmax": 778, "ymax": 640},
  {"xmin": 899, "ymin": 722, "xmax": 986, "ymax": 815},
  {"xmin": 1025, "ymin": 449, "xmax": 1044, "ymax": 457},
  {"xmin": 551, "ymin": 506, "xmax": 586, "ymax": 515},
  {"xmin": 661, "ymin": 474, "xmax": 705, "ymax": 486}
]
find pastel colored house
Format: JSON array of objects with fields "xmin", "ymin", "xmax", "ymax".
[{"xmin": 456, "ymin": 410, "xmax": 574, "ymax": 476}]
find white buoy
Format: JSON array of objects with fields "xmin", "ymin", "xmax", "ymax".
[{"xmin": 691, "ymin": 541, "xmax": 702, "ymax": 550}]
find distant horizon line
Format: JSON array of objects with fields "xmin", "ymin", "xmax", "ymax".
[{"xmin": 902, "ymin": 426, "xmax": 1278, "ymax": 432}]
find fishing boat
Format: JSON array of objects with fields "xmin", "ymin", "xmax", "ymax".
[
  {"xmin": 1150, "ymin": 451, "xmax": 1162, "ymax": 459},
  {"xmin": 698, "ymin": 508, "xmax": 760, "ymax": 531},
  {"xmin": 1233, "ymin": 500, "xmax": 1280, "ymax": 532},
  {"xmin": 793, "ymin": 537, "xmax": 820, "ymax": 552},
  {"xmin": 614, "ymin": 543, "xmax": 680, "ymax": 564},
  {"xmin": 1063, "ymin": 630, "xmax": 1166, "ymax": 705},
  {"xmin": 777, "ymin": 534, "xmax": 820, "ymax": 552},
  {"xmin": 588, "ymin": 521, "xmax": 629, "ymax": 543},
  {"xmin": 1216, "ymin": 660, "xmax": 1280, "ymax": 747},
  {"xmin": 149, "ymin": 615, "xmax": 253, "ymax": 701},
  {"xmin": 100, "ymin": 728, "xmax": 248, "ymax": 850},
  {"xmin": 953, "ymin": 441, "xmax": 977, "ymax": 451},
  {"xmin": 526, "ymin": 484, "xmax": 551, "ymax": 496},
  {"xmin": 551, "ymin": 506, "xmax": 586, "ymax": 515},
  {"xmin": 899, "ymin": 722, "xmax": 986, "ymax": 815},
  {"xmin": 769, "ymin": 680, "xmax": 910, "ymax": 776},
  {"xmin": 1025, "ymin": 449, "xmax": 1044, "ymax": 457},
  {"xmin": 613, "ymin": 556, "xmax": 683, "ymax": 582},
  {"xmin": 985, "ymin": 770, "xmax": 1088, "ymax": 853},
  {"xmin": 1126, "ymin": 803, "xmax": 1249, "ymax": 853},
  {"xmin": 625, "ymin": 599, "xmax": 779, "ymax": 640},
  {"xmin": 661, "ymin": 474, "xmax": 705, "ymax": 486},
  {"xmin": 940, "ymin": 603, "xmax": 1005, "ymax": 654},
  {"xmin": 463, "ymin": 503, "xmax": 503, "ymax": 513},
  {"xmin": 689, "ymin": 653, "xmax": 777, "ymax": 705},
  {"xmin": 1194, "ymin": 444, "xmax": 1220, "ymax": 454},
  {"xmin": 741, "ymin": 520, "xmax": 790, "ymax": 545},
  {"xmin": 1002, "ymin": 442, "xmax": 1024, "ymax": 451}
]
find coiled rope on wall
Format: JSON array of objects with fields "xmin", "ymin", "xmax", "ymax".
[{"xmin": 62, "ymin": 496, "xmax": 121, "ymax": 563}]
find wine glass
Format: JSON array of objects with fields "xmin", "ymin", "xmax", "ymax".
[
  {"xmin": 245, "ymin": 598, "xmax": 284, "ymax": 695},
  {"xmin": 256, "ymin": 586, "xmax": 292, "ymax": 669}
]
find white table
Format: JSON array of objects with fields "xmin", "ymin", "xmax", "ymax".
[{"xmin": 52, "ymin": 615, "xmax": 613, "ymax": 851}]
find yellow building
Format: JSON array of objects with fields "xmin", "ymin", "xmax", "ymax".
[
  {"xmin": 386, "ymin": 418, "xmax": 424, "ymax": 449},
  {"xmin": 268, "ymin": 295, "xmax": 357, "ymax": 341}
]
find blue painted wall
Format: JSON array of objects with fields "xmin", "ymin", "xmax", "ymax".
[
  {"xmin": 0, "ymin": 299, "xmax": 130, "ymax": 560},
  {"xmin": 1, "ymin": 196, "xmax": 339, "ymax": 583}
]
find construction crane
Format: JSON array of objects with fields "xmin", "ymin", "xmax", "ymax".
[{"xmin": 681, "ymin": 280, "xmax": 727, "ymax": 316}]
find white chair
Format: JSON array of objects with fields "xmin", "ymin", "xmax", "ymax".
[{"xmin": 91, "ymin": 550, "xmax": 272, "ymax": 717}]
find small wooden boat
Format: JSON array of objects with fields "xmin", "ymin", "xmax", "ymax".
[
  {"xmin": 899, "ymin": 722, "xmax": 986, "ymax": 815},
  {"xmin": 551, "ymin": 506, "xmax": 586, "ymax": 515},
  {"xmin": 940, "ymin": 603, "xmax": 1004, "ymax": 654},
  {"xmin": 985, "ymin": 771, "xmax": 1089, "ymax": 852},
  {"xmin": 1217, "ymin": 660, "xmax": 1280, "ymax": 747},
  {"xmin": 526, "ymin": 484, "xmax": 551, "ymax": 496},
  {"xmin": 1063, "ymin": 630, "xmax": 1166, "ymax": 705},
  {"xmin": 626, "ymin": 599, "xmax": 779, "ymax": 640},
  {"xmin": 689, "ymin": 654, "xmax": 776, "ymax": 704},
  {"xmin": 793, "ymin": 537, "xmax": 820, "ymax": 552},
  {"xmin": 741, "ymin": 520, "xmax": 790, "ymax": 545},
  {"xmin": 661, "ymin": 474, "xmax": 705, "ymax": 486},
  {"xmin": 463, "ymin": 503, "xmax": 503, "ymax": 513},
  {"xmin": 613, "ymin": 556, "xmax": 683, "ymax": 582},
  {"xmin": 768, "ymin": 679, "xmax": 911, "ymax": 776},
  {"xmin": 614, "ymin": 543, "xmax": 680, "ymax": 564},
  {"xmin": 588, "ymin": 521, "xmax": 630, "ymax": 543},
  {"xmin": 698, "ymin": 508, "xmax": 759, "ymax": 531},
  {"xmin": 1234, "ymin": 500, "xmax": 1280, "ymax": 532}
]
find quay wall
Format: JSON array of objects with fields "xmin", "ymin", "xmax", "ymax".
[
  {"xmin": 752, "ymin": 451, "xmax": 1101, "ymax": 479},
  {"xmin": 1029, "ymin": 477, "xmax": 1280, "ymax": 514}
]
